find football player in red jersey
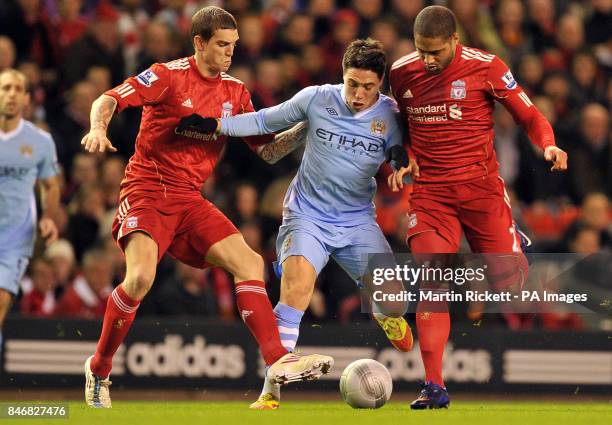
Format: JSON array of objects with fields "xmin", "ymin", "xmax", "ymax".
[
  {"xmin": 79, "ymin": 6, "xmax": 332, "ymax": 408},
  {"xmin": 389, "ymin": 6, "xmax": 567, "ymax": 409}
]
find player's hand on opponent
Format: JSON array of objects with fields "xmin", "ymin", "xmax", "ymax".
[
  {"xmin": 388, "ymin": 157, "xmax": 420, "ymax": 192},
  {"xmin": 39, "ymin": 217, "xmax": 58, "ymax": 246},
  {"xmin": 544, "ymin": 146, "xmax": 568, "ymax": 172},
  {"xmin": 81, "ymin": 128, "xmax": 117, "ymax": 153},
  {"xmin": 177, "ymin": 114, "xmax": 220, "ymax": 138}
]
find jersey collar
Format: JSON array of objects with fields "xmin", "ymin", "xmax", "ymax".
[
  {"xmin": 189, "ymin": 56, "xmax": 222, "ymax": 85},
  {"xmin": 0, "ymin": 119, "xmax": 24, "ymax": 141},
  {"xmin": 439, "ymin": 43, "xmax": 463, "ymax": 76}
]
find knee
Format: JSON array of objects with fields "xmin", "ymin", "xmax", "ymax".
[
  {"xmin": 234, "ymin": 250, "xmax": 264, "ymax": 280},
  {"xmin": 124, "ymin": 267, "xmax": 156, "ymax": 299},
  {"xmin": 488, "ymin": 254, "xmax": 529, "ymax": 294}
]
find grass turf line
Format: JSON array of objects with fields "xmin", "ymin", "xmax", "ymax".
[{"xmin": 3, "ymin": 401, "xmax": 610, "ymax": 425}]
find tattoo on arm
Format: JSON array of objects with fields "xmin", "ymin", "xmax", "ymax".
[
  {"xmin": 257, "ymin": 121, "xmax": 308, "ymax": 164},
  {"xmin": 91, "ymin": 95, "xmax": 118, "ymax": 131}
]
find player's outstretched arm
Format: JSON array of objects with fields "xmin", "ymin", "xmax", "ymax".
[
  {"xmin": 256, "ymin": 121, "xmax": 308, "ymax": 164},
  {"xmin": 487, "ymin": 57, "xmax": 568, "ymax": 172},
  {"xmin": 221, "ymin": 86, "xmax": 314, "ymax": 137},
  {"xmin": 81, "ymin": 94, "xmax": 118, "ymax": 153}
]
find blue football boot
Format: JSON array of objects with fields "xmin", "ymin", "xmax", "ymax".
[{"xmin": 410, "ymin": 381, "xmax": 450, "ymax": 409}]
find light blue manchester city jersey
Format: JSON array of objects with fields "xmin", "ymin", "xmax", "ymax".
[
  {"xmin": 0, "ymin": 119, "xmax": 59, "ymax": 256},
  {"xmin": 221, "ymin": 84, "xmax": 401, "ymax": 225}
]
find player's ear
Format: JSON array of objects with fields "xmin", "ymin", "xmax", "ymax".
[{"xmin": 193, "ymin": 35, "xmax": 207, "ymax": 52}]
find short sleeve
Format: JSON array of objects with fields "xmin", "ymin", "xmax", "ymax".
[
  {"xmin": 37, "ymin": 134, "xmax": 60, "ymax": 180},
  {"xmin": 104, "ymin": 63, "xmax": 172, "ymax": 112}
]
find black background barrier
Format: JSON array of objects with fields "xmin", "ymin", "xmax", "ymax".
[{"xmin": 1, "ymin": 317, "xmax": 610, "ymax": 394}]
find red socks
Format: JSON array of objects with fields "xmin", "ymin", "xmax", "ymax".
[
  {"xmin": 416, "ymin": 301, "xmax": 450, "ymax": 387},
  {"xmin": 235, "ymin": 280, "xmax": 287, "ymax": 365},
  {"xmin": 91, "ymin": 285, "xmax": 140, "ymax": 378}
]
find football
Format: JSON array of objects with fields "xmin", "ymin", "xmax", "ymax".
[{"xmin": 339, "ymin": 359, "xmax": 393, "ymax": 409}]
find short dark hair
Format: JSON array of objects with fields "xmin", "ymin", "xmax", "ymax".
[
  {"xmin": 414, "ymin": 6, "xmax": 457, "ymax": 39},
  {"xmin": 190, "ymin": 6, "xmax": 237, "ymax": 42},
  {"xmin": 342, "ymin": 38, "xmax": 387, "ymax": 79}
]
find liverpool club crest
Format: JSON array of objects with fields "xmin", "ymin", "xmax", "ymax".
[
  {"xmin": 222, "ymin": 101, "xmax": 233, "ymax": 118},
  {"xmin": 450, "ymin": 79, "xmax": 466, "ymax": 100}
]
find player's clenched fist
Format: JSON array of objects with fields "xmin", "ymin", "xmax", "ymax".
[
  {"xmin": 81, "ymin": 128, "xmax": 117, "ymax": 153},
  {"xmin": 544, "ymin": 146, "xmax": 568, "ymax": 172}
]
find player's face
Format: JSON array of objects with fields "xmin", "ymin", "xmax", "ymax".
[
  {"xmin": 414, "ymin": 33, "xmax": 459, "ymax": 74},
  {"xmin": 0, "ymin": 72, "xmax": 29, "ymax": 119},
  {"xmin": 196, "ymin": 29, "xmax": 239, "ymax": 75},
  {"xmin": 343, "ymin": 68, "xmax": 382, "ymax": 112}
]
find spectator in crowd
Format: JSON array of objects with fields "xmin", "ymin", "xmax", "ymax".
[
  {"xmin": 391, "ymin": 0, "xmax": 423, "ymax": 39},
  {"xmin": 525, "ymin": 0, "xmax": 557, "ymax": 53},
  {"xmin": 496, "ymin": 0, "xmax": 532, "ymax": 66},
  {"xmin": 20, "ymin": 257, "xmax": 58, "ymax": 317},
  {"xmin": 55, "ymin": 249, "xmax": 113, "ymax": 318},
  {"xmin": 136, "ymin": 20, "xmax": 176, "ymax": 72},
  {"xmin": 320, "ymin": 9, "xmax": 359, "ymax": 81},
  {"xmin": 117, "ymin": 0, "xmax": 151, "ymax": 75},
  {"xmin": 517, "ymin": 54, "xmax": 544, "ymax": 96},
  {"xmin": 449, "ymin": 0, "xmax": 508, "ymax": 61},
  {"xmin": 67, "ymin": 185, "xmax": 105, "ymax": 261},
  {"xmin": 157, "ymin": 262, "xmax": 234, "ymax": 319},
  {"xmin": 44, "ymin": 238, "xmax": 76, "ymax": 294},
  {"xmin": 232, "ymin": 14, "xmax": 266, "ymax": 67},
  {"xmin": 561, "ymin": 193, "xmax": 612, "ymax": 251},
  {"xmin": 52, "ymin": 0, "xmax": 88, "ymax": 58},
  {"xmin": 61, "ymin": 3, "xmax": 125, "ymax": 87},
  {"xmin": 352, "ymin": 0, "xmax": 382, "ymax": 38},
  {"xmin": 570, "ymin": 50, "xmax": 606, "ymax": 106},
  {"xmin": 0, "ymin": 0, "xmax": 57, "ymax": 67},
  {"xmin": 272, "ymin": 13, "xmax": 314, "ymax": 56},
  {"xmin": 0, "ymin": 36, "xmax": 17, "ymax": 72},
  {"xmin": 85, "ymin": 66, "xmax": 112, "ymax": 97},
  {"xmin": 63, "ymin": 151, "xmax": 98, "ymax": 201},
  {"xmin": 568, "ymin": 103, "xmax": 611, "ymax": 202},
  {"xmin": 50, "ymin": 80, "xmax": 97, "ymax": 171},
  {"xmin": 543, "ymin": 13, "xmax": 584, "ymax": 70}
]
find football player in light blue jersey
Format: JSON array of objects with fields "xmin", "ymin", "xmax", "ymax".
[
  {"xmin": 0, "ymin": 69, "xmax": 60, "ymax": 343},
  {"xmin": 193, "ymin": 39, "xmax": 419, "ymax": 409}
]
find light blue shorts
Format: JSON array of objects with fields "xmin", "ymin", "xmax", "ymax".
[
  {"xmin": 276, "ymin": 216, "xmax": 393, "ymax": 283},
  {"xmin": 0, "ymin": 252, "xmax": 29, "ymax": 295}
]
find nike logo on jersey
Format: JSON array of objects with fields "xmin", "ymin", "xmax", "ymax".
[{"xmin": 182, "ymin": 98, "xmax": 193, "ymax": 108}]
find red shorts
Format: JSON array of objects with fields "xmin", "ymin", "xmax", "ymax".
[
  {"xmin": 407, "ymin": 174, "xmax": 521, "ymax": 254},
  {"xmin": 111, "ymin": 189, "xmax": 239, "ymax": 268}
]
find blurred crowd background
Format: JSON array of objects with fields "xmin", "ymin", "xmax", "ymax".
[{"xmin": 1, "ymin": 0, "xmax": 610, "ymax": 329}]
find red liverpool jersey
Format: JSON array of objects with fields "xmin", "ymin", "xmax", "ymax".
[
  {"xmin": 390, "ymin": 43, "xmax": 555, "ymax": 185},
  {"xmin": 105, "ymin": 56, "xmax": 270, "ymax": 195}
]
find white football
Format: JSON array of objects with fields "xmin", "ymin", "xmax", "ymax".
[{"xmin": 339, "ymin": 359, "xmax": 393, "ymax": 409}]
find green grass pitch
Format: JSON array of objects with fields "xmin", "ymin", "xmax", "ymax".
[{"xmin": 4, "ymin": 401, "xmax": 611, "ymax": 425}]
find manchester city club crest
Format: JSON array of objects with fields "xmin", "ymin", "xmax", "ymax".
[
  {"xmin": 450, "ymin": 79, "xmax": 466, "ymax": 100},
  {"xmin": 20, "ymin": 145, "xmax": 33, "ymax": 157},
  {"xmin": 370, "ymin": 119, "xmax": 387, "ymax": 137}
]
